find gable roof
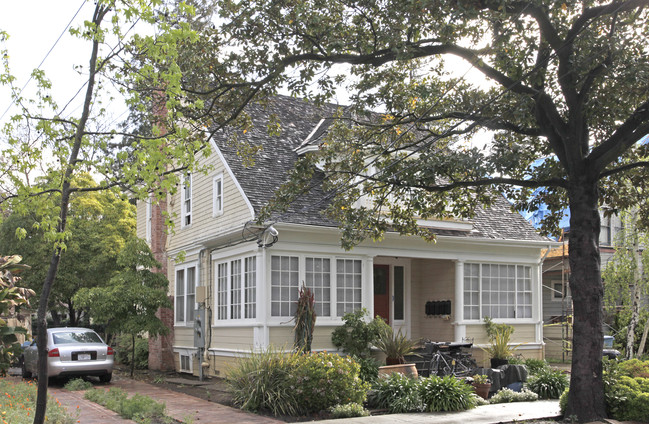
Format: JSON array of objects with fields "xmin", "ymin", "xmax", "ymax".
[{"xmin": 214, "ymin": 95, "xmax": 548, "ymax": 243}]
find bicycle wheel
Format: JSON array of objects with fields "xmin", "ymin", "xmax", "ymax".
[
  {"xmin": 452, "ymin": 357, "xmax": 476, "ymax": 377},
  {"xmin": 430, "ymin": 355, "xmax": 452, "ymax": 376}
]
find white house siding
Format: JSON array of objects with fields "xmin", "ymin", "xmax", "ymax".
[
  {"xmin": 136, "ymin": 200, "xmax": 147, "ymax": 240},
  {"xmin": 166, "ymin": 147, "xmax": 254, "ymax": 254}
]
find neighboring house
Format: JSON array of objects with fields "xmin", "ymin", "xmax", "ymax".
[
  {"xmin": 541, "ymin": 211, "xmax": 627, "ymax": 360},
  {"xmin": 138, "ymin": 95, "xmax": 554, "ymax": 376}
]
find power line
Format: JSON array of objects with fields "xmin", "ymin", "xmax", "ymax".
[{"xmin": 0, "ymin": 0, "xmax": 86, "ymax": 122}]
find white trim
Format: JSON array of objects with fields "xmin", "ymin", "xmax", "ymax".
[
  {"xmin": 173, "ymin": 347, "xmax": 196, "ymax": 373},
  {"xmin": 180, "ymin": 173, "xmax": 192, "ymax": 228},
  {"xmin": 294, "ymin": 118, "xmax": 326, "ymax": 154},
  {"xmin": 212, "ymin": 173, "xmax": 224, "ymax": 217},
  {"xmin": 209, "ymin": 140, "xmax": 255, "ymax": 219},
  {"xmin": 174, "ymin": 261, "xmax": 199, "ymax": 326},
  {"xmin": 145, "ymin": 199, "xmax": 152, "ymax": 244}
]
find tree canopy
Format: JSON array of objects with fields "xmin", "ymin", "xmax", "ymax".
[
  {"xmin": 0, "ymin": 1, "xmax": 204, "ymax": 422},
  {"xmin": 169, "ymin": 1, "xmax": 649, "ymax": 421},
  {"xmin": 0, "ymin": 174, "xmax": 136, "ymax": 326}
]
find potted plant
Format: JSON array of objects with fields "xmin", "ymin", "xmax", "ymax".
[
  {"xmin": 471, "ymin": 374, "xmax": 491, "ymax": 399},
  {"xmin": 375, "ymin": 325, "xmax": 419, "ymax": 377},
  {"xmin": 483, "ymin": 317, "xmax": 518, "ymax": 368}
]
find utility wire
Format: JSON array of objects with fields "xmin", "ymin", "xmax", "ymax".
[{"xmin": 0, "ymin": 0, "xmax": 86, "ymax": 122}]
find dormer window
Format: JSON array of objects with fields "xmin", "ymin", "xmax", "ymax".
[{"xmin": 181, "ymin": 173, "xmax": 192, "ymax": 227}]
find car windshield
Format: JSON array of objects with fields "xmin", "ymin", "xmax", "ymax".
[{"xmin": 52, "ymin": 331, "xmax": 102, "ymax": 345}]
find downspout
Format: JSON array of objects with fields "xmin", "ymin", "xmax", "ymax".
[{"xmin": 200, "ymin": 248, "xmax": 212, "ymax": 369}]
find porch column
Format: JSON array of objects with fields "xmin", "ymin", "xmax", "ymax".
[{"xmin": 454, "ymin": 260, "xmax": 466, "ymax": 342}]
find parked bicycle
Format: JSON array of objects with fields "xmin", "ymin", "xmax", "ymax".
[{"xmin": 426, "ymin": 341, "xmax": 477, "ymax": 377}]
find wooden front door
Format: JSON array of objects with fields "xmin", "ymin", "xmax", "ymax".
[{"xmin": 374, "ymin": 264, "xmax": 390, "ymax": 322}]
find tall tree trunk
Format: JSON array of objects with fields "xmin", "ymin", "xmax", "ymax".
[
  {"xmin": 69, "ymin": 303, "xmax": 77, "ymax": 327},
  {"xmin": 564, "ymin": 178, "xmax": 607, "ymax": 422},
  {"xmin": 638, "ymin": 317, "xmax": 649, "ymax": 357},
  {"xmin": 131, "ymin": 333, "xmax": 136, "ymax": 378},
  {"xmin": 33, "ymin": 6, "xmax": 107, "ymax": 423}
]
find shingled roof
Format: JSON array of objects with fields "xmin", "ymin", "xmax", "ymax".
[{"xmin": 215, "ymin": 95, "xmax": 548, "ymax": 242}]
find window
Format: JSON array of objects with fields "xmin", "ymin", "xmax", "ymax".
[
  {"xmin": 394, "ymin": 266, "xmax": 405, "ymax": 320},
  {"xmin": 215, "ymin": 256, "xmax": 257, "ymax": 321},
  {"xmin": 181, "ymin": 173, "xmax": 192, "ymax": 227},
  {"xmin": 179, "ymin": 353, "xmax": 191, "ymax": 372},
  {"xmin": 145, "ymin": 199, "xmax": 152, "ymax": 243},
  {"xmin": 271, "ymin": 256, "xmax": 300, "ymax": 317},
  {"xmin": 270, "ymin": 255, "xmax": 364, "ymax": 318},
  {"xmin": 463, "ymin": 263, "xmax": 532, "ymax": 320},
  {"xmin": 336, "ymin": 259, "xmax": 362, "ymax": 316},
  {"xmin": 305, "ymin": 258, "xmax": 331, "ymax": 316},
  {"xmin": 175, "ymin": 264, "xmax": 197, "ymax": 325},
  {"xmin": 213, "ymin": 174, "xmax": 223, "ymax": 216}
]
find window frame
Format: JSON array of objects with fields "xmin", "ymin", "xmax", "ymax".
[
  {"xmin": 269, "ymin": 254, "xmax": 364, "ymax": 321},
  {"xmin": 213, "ymin": 173, "xmax": 224, "ymax": 217},
  {"xmin": 214, "ymin": 255, "xmax": 257, "ymax": 323},
  {"xmin": 181, "ymin": 173, "xmax": 192, "ymax": 228},
  {"xmin": 463, "ymin": 262, "xmax": 533, "ymax": 321},
  {"xmin": 175, "ymin": 262, "xmax": 198, "ymax": 326}
]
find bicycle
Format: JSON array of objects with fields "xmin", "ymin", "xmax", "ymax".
[{"xmin": 426, "ymin": 342, "xmax": 478, "ymax": 377}]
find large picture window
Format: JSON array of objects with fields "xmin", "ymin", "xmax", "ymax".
[
  {"xmin": 175, "ymin": 264, "xmax": 197, "ymax": 325},
  {"xmin": 215, "ymin": 255, "xmax": 257, "ymax": 321},
  {"xmin": 271, "ymin": 255, "xmax": 363, "ymax": 318},
  {"xmin": 463, "ymin": 263, "xmax": 532, "ymax": 320}
]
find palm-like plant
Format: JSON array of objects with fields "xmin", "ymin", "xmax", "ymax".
[{"xmin": 375, "ymin": 325, "xmax": 418, "ymax": 365}]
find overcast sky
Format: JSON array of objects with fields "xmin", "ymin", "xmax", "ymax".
[{"xmin": 0, "ymin": 0, "xmax": 133, "ymax": 128}]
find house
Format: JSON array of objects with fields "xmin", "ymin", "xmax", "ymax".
[
  {"xmin": 137, "ymin": 95, "xmax": 554, "ymax": 376},
  {"xmin": 541, "ymin": 211, "xmax": 631, "ymax": 360}
]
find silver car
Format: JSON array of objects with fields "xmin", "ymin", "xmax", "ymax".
[{"xmin": 22, "ymin": 327, "xmax": 114, "ymax": 382}]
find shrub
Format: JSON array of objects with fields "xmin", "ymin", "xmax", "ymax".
[
  {"xmin": 418, "ymin": 375, "xmax": 477, "ymax": 412},
  {"xmin": 559, "ymin": 388, "xmax": 569, "ymax": 414},
  {"xmin": 523, "ymin": 358, "xmax": 550, "ymax": 375},
  {"xmin": 115, "ymin": 333, "xmax": 149, "ymax": 369},
  {"xmin": 227, "ymin": 348, "xmax": 368, "ymax": 416},
  {"xmin": 64, "ymin": 378, "xmax": 93, "ymax": 391},
  {"xmin": 618, "ymin": 358, "xmax": 649, "ymax": 378},
  {"xmin": 330, "ymin": 402, "xmax": 370, "ymax": 418},
  {"xmin": 289, "ymin": 351, "xmax": 369, "ymax": 414},
  {"xmin": 226, "ymin": 347, "xmax": 300, "ymax": 416},
  {"xmin": 351, "ymin": 354, "xmax": 380, "ymax": 384},
  {"xmin": 368, "ymin": 372, "xmax": 424, "ymax": 413},
  {"xmin": 331, "ymin": 308, "xmax": 386, "ymax": 358},
  {"xmin": 526, "ymin": 368, "xmax": 569, "ymax": 399},
  {"xmin": 489, "ymin": 388, "xmax": 538, "ymax": 404}
]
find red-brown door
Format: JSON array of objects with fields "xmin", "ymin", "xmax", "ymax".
[{"xmin": 374, "ymin": 264, "xmax": 390, "ymax": 323}]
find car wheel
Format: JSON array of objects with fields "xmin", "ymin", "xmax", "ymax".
[
  {"xmin": 99, "ymin": 373, "xmax": 112, "ymax": 383},
  {"xmin": 21, "ymin": 361, "xmax": 32, "ymax": 379}
]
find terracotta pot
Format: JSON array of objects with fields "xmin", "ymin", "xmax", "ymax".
[
  {"xmin": 473, "ymin": 382, "xmax": 491, "ymax": 400},
  {"xmin": 378, "ymin": 363, "xmax": 419, "ymax": 378},
  {"xmin": 490, "ymin": 358, "xmax": 509, "ymax": 368}
]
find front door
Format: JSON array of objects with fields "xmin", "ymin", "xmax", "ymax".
[{"xmin": 374, "ymin": 264, "xmax": 390, "ymax": 323}]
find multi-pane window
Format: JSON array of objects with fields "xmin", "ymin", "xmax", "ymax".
[
  {"xmin": 181, "ymin": 173, "xmax": 192, "ymax": 227},
  {"xmin": 217, "ymin": 263, "xmax": 228, "ymax": 320},
  {"xmin": 336, "ymin": 259, "xmax": 362, "ymax": 316},
  {"xmin": 271, "ymin": 256, "xmax": 300, "ymax": 317},
  {"xmin": 463, "ymin": 263, "xmax": 532, "ymax": 320},
  {"xmin": 213, "ymin": 174, "xmax": 223, "ymax": 216},
  {"xmin": 305, "ymin": 258, "xmax": 331, "ymax": 316},
  {"xmin": 215, "ymin": 256, "xmax": 256, "ymax": 321},
  {"xmin": 244, "ymin": 257, "xmax": 256, "ymax": 319},
  {"xmin": 175, "ymin": 264, "xmax": 197, "ymax": 325},
  {"xmin": 230, "ymin": 260, "xmax": 242, "ymax": 319},
  {"xmin": 270, "ymin": 255, "xmax": 364, "ymax": 318}
]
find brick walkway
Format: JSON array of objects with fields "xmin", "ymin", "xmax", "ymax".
[
  {"xmin": 49, "ymin": 386, "xmax": 134, "ymax": 423},
  {"xmin": 109, "ymin": 379, "xmax": 284, "ymax": 424}
]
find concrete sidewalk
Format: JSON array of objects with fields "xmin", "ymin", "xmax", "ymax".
[{"xmin": 311, "ymin": 400, "xmax": 561, "ymax": 423}]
